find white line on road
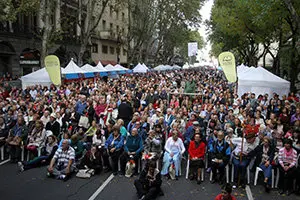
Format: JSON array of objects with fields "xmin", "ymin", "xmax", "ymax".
[
  {"xmin": 88, "ymin": 173, "xmax": 115, "ymax": 200},
  {"xmin": 246, "ymin": 185, "xmax": 254, "ymax": 200},
  {"xmin": 0, "ymin": 159, "xmax": 10, "ymax": 165}
]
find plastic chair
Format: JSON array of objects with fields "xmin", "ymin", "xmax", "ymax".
[
  {"xmin": 209, "ymin": 164, "xmax": 230, "ymax": 183},
  {"xmin": 185, "ymin": 156, "xmax": 204, "ymax": 181},
  {"xmin": 0, "ymin": 145, "xmax": 4, "ymax": 160},
  {"xmin": 231, "ymin": 163, "xmax": 250, "ymax": 184}
]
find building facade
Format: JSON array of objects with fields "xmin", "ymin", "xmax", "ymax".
[{"xmin": 0, "ymin": 0, "xmax": 128, "ymax": 77}]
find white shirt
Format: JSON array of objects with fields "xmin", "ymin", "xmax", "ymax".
[
  {"xmin": 231, "ymin": 137, "xmax": 259, "ymax": 156},
  {"xmin": 164, "ymin": 137, "xmax": 185, "ymax": 155}
]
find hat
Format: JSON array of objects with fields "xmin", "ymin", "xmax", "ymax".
[
  {"xmin": 244, "ymin": 124, "xmax": 259, "ymax": 136},
  {"xmin": 193, "ymin": 121, "xmax": 200, "ymax": 126},
  {"xmin": 45, "ymin": 130, "xmax": 53, "ymax": 137},
  {"xmin": 50, "ymin": 113, "xmax": 57, "ymax": 118},
  {"xmin": 233, "ymin": 102, "xmax": 238, "ymax": 106},
  {"xmin": 156, "ymin": 108, "xmax": 161, "ymax": 113},
  {"xmin": 245, "ymin": 132, "xmax": 256, "ymax": 139}
]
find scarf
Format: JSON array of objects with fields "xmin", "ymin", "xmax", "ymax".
[{"xmin": 284, "ymin": 147, "xmax": 293, "ymax": 157}]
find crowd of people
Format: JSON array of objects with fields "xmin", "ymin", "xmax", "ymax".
[{"xmin": 0, "ymin": 67, "xmax": 299, "ymax": 199}]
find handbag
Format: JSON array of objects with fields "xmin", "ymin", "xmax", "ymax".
[
  {"xmin": 76, "ymin": 168, "xmax": 95, "ymax": 179},
  {"xmin": 79, "ymin": 116, "xmax": 89, "ymax": 129}
]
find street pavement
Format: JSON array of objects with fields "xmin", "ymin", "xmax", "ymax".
[{"xmin": 0, "ymin": 158, "xmax": 300, "ymax": 200}]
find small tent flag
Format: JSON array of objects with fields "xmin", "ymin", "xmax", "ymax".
[
  {"xmin": 44, "ymin": 55, "xmax": 61, "ymax": 85},
  {"xmin": 218, "ymin": 52, "xmax": 237, "ymax": 83}
]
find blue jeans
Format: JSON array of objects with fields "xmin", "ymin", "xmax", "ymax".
[
  {"xmin": 259, "ymin": 163, "xmax": 272, "ymax": 185},
  {"xmin": 232, "ymin": 157, "xmax": 250, "ymax": 183},
  {"xmin": 23, "ymin": 155, "xmax": 49, "ymax": 170}
]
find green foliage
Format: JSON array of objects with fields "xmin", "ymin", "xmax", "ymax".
[
  {"xmin": 0, "ymin": 0, "xmax": 39, "ymax": 22},
  {"xmin": 128, "ymin": 0, "xmax": 204, "ymax": 65}
]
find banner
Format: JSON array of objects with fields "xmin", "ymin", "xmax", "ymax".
[
  {"xmin": 44, "ymin": 55, "xmax": 61, "ymax": 85},
  {"xmin": 218, "ymin": 52, "xmax": 237, "ymax": 83},
  {"xmin": 188, "ymin": 42, "xmax": 198, "ymax": 57}
]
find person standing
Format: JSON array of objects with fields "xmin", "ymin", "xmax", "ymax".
[{"xmin": 118, "ymin": 95, "xmax": 133, "ymax": 128}]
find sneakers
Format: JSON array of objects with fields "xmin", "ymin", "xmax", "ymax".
[{"xmin": 17, "ymin": 162, "xmax": 24, "ymax": 172}]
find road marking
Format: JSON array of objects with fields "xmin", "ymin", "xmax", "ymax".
[
  {"xmin": 88, "ymin": 173, "xmax": 114, "ymax": 200},
  {"xmin": 245, "ymin": 185, "xmax": 254, "ymax": 200},
  {"xmin": 0, "ymin": 159, "xmax": 10, "ymax": 165}
]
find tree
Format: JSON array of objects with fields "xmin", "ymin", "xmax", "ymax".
[
  {"xmin": 76, "ymin": 0, "xmax": 124, "ymax": 66},
  {"xmin": 127, "ymin": 0, "xmax": 205, "ymax": 65}
]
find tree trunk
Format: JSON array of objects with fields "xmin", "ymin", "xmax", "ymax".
[{"xmin": 40, "ymin": 0, "xmax": 52, "ymax": 68}]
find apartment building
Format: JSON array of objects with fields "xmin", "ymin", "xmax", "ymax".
[{"xmin": 0, "ymin": 0, "xmax": 128, "ymax": 76}]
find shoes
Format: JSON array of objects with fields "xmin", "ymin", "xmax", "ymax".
[
  {"xmin": 104, "ymin": 168, "xmax": 112, "ymax": 173},
  {"xmin": 47, "ymin": 172, "xmax": 53, "ymax": 178},
  {"xmin": 278, "ymin": 189, "xmax": 284, "ymax": 195},
  {"xmin": 286, "ymin": 190, "xmax": 292, "ymax": 196},
  {"xmin": 175, "ymin": 176, "xmax": 179, "ymax": 180},
  {"xmin": 119, "ymin": 171, "xmax": 125, "ymax": 176},
  {"xmin": 197, "ymin": 178, "xmax": 201, "ymax": 185},
  {"xmin": 17, "ymin": 162, "xmax": 24, "ymax": 172},
  {"xmin": 113, "ymin": 171, "xmax": 118, "ymax": 176},
  {"xmin": 139, "ymin": 195, "xmax": 145, "ymax": 200},
  {"xmin": 265, "ymin": 184, "xmax": 270, "ymax": 193}
]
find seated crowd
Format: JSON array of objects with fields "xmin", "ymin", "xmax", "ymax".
[{"xmin": 0, "ymin": 68, "xmax": 299, "ymax": 199}]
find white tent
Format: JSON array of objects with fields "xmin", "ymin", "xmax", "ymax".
[
  {"xmin": 133, "ymin": 63, "xmax": 149, "ymax": 73},
  {"xmin": 63, "ymin": 59, "xmax": 85, "ymax": 74},
  {"xmin": 114, "ymin": 64, "xmax": 129, "ymax": 71},
  {"xmin": 20, "ymin": 68, "xmax": 52, "ymax": 89},
  {"xmin": 81, "ymin": 64, "xmax": 99, "ymax": 73},
  {"xmin": 95, "ymin": 61, "xmax": 107, "ymax": 72},
  {"xmin": 171, "ymin": 65, "xmax": 181, "ymax": 70},
  {"xmin": 182, "ymin": 63, "xmax": 190, "ymax": 69},
  {"xmin": 154, "ymin": 65, "xmax": 172, "ymax": 71},
  {"xmin": 104, "ymin": 64, "xmax": 115, "ymax": 71},
  {"xmin": 238, "ymin": 66, "xmax": 290, "ymax": 98}
]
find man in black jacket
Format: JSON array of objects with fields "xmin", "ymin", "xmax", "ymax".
[
  {"xmin": 134, "ymin": 160, "xmax": 163, "ymax": 200},
  {"xmin": 117, "ymin": 95, "xmax": 133, "ymax": 128}
]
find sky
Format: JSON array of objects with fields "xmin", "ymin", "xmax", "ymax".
[{"xmin": 197, "ymin": 0, "xmax": 215, "ymax": 63}]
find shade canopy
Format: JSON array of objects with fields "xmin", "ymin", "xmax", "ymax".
[
  {"xmin": 238, "ymin": 66, "xmax": 290, "ymax": 98},
  {"xmin": 133, "ymin": 63, "xmax": 149, "ymax": 73}
]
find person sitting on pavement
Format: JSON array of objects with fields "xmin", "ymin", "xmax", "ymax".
[
  {"xmin": 6, "ymin": 116, "xmax": 28, "ymax": 162},
  {"xmin": 120, "ymin": 128, "xmax": 144, "ymax": 176},
  {"xmin": 78, "ymin": 144, "xmax": 102, "ymax": 174},
  {"xmin": 70, "ymin": 134, "xmax": 84, "ymax": 160},
  {"xmin": 278, "ymin": 138, "xmax": 297, "ymax": 196},
  {"xmin": 134, "ymin": 160, "xmax": 163, "ymax": 200},
  {"xmin": 188, "ymin": 133, "xmax": 206, "ymax": 184},
  {"xmin": 47, "ymin": 139, "xmax": 75, "ymax": 181},
  {"xmin": 214, "ymin": 183, "xmax": 237, "ymax": 200},
  {"xmin": 103, "ymin": 125, "xmax": 124, "ymax": 175},
  {"xmin": 210, "ymin": 131, "xmax": 231, "ymax": 184},
  {"xmin": 161, "ymin": 132, "xmax": 185, "ymax": 180},
  {"xmin": 18, "ymin": 133, "xmax": 58, "ymax": 171}
]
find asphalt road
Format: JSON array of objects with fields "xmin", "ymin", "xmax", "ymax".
[{"xmin": 0, "ymin": 158, "xmax": 300, "ymax": 200}]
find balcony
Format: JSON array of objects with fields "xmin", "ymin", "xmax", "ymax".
[{"xmin": 98, "ymin": 30, "xmax": 117, "ymax": 41}]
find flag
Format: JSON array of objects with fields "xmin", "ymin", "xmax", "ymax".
[
  {"xmin": 44, "ymin": 55, "xmax": 61, "ymax": 85},
  {"xmin": 218, "ymin": 52, "xmax": 237, "ymax": 83}
]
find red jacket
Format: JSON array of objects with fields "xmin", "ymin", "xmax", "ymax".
[
  {"xmin": 188, "ymin": 140, "xmax": 206, "ymax": 159},
  {"xmin": 215, "ymin": 194, "xmax": 236, "ymax": 200}
]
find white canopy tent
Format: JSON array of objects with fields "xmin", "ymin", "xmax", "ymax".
[
  {"xmin": 154, "ymin": 65, "xmax": 172, "ymax": 71},
  {"xmin": 171, "ymin": 65, "xmax": 181, "ymax": 70},
  {"xmin": 104, "ymin": 64, "xmax": 115, "ymax": 71},
  {"xmin": 133, "ymin": 63, "xmax": 149, "ymax": 73},
  {"xmin": 114, "ymin": 64, "xmax": 130, "ymax": 71},
  {"xmin": 20, "ymin": 68, "xmax": 54, "ymax": 89},
  {"xmin": 81, "ymin": 64, "xmax": 99, "ymax": 73},
  {"xmin": 238, "ymin": 66, "xmax": 290, "ymax": 98},
  {"xmin": 95, "ymin": 61, "xmax": 108, "ymax": 72},
  {"xmin": 63, "ymin": 59, "xmax": 85, "ymax": 74},
  {"xmin": 182, "ymin": 63, "xmax": 190, "ymax": 69}
]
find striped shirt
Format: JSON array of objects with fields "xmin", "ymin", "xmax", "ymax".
[
  {"xmin": 278, "ymin": 147, "xmax": 297, "ymax": 168},
  {"xmin": 53, "ymin": 146, "xmax": 75, "ymax": 168}
]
